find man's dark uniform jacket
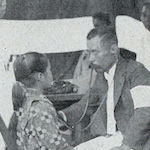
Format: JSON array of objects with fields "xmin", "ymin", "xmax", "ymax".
[
  {"xmin": 62, "ymin": 56, "xmax": 150, "ymax": 143},
  {"xmin": 123, "ymin": 107, "xmax": 150, "ymax": 150}
]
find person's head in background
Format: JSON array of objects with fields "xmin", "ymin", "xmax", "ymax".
[
  {"xmin": 87, "ymin": 29, "xmax": 119, "ymax": 73},
  {"xmin": 141, "ymin": 2, "xmax": 150, "ymax": 31},
  {"xmin": 13, "ymin": 52, "xmax": 53, "ymax": 92},
  {"xmin": 92, "ymin": 12, "xmax": 111, "ymax": 35}
]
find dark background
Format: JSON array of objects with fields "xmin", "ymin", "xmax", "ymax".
[
  {"xmin": 4, "ymin": 0, "xmax": 143, "ymax": 21},
  {"xmin": 47, "ymin": 51, "xmax": 81, "ymax": 80}
]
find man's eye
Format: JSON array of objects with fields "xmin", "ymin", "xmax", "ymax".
[{"xmin": 91, "ymin": 50, "xmax": 98, "ymax": 53}]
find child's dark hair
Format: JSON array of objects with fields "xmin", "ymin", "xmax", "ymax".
[{"xmin": 13, "ymin": 52, "xmax": 49, "ymax": 87}]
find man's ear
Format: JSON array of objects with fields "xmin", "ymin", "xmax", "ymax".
[{"xmin": 111, "ymin": 44, "xmax": 120, "ymax": 54}]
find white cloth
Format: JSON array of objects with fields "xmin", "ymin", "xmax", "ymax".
[
  {"xmin": 104, "ymin": 64, "xmax": 116, "ymax": 135},
  {"xmin": 116, "ymin": 15, "xmax": 150, "ymax": 71},
  {"xmin": 131, "ymin": 85, "xmax": 150, "ymax": 108},
  {"xmin": 75, "ymin": 131, "xmax": 123, "ymax": 150},
  {"xmin": 0, "ymin": 17, "xmax": 93, "ymax": 55}
]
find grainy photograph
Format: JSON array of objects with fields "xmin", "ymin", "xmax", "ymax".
[{"xmin": 0, "ymin": 0, "xmax": 150, "ymax": 150}]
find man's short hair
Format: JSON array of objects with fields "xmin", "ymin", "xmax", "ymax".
[
  {"xmin": 100, "ymin": 32, "xmax": 118, "ymax": 49},
  {"xmin": 13, "ymin": 52, "xmax": 49, "ymax": 86},
  {"xmin": 92, "ymin": 12, "xmax": 111, "ymax": 25},
  {"xmin": 87, "ymin": 28, "xmax": 117, "ymax": 44}
]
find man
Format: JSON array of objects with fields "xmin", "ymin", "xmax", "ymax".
[{"xmin": 59, "ymin": 30, "xmax": 150, "ymax": 145}]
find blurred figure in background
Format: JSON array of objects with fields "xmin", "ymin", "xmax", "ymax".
[
  {"xmin": 73, "ymin": 12, "xmax": 112, "ymax": 94},
  {"xmin": 0, "ymin": 0, "xmax": 6, "ymax": 18},
  {"xmin": 138, "ymin": 2, "xmax": 150, "ymax": 70},
  {"xmin": 92, "ymin": 11, "xmax": 112, "ymax": 34},
  {"xmin": 140, "ymin": 2, "xmax": 150, "ymax": 31}
]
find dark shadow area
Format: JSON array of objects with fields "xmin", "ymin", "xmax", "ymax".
[{"xmin": 4, "ymin": 0, "xmax": 141, "ymax": 22}]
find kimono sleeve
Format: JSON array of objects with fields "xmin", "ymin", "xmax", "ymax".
[{"xmin": 29, "ymin": 101, "xmax": 73, "ymax": 150}]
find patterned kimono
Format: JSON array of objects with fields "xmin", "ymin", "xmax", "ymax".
[{"xmin": 15, "ymin": 87, "xmax": 72, "ymax": 150}]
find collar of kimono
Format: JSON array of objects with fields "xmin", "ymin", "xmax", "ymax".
[{"xmin": 18, "ymin": 88, "xmax": 51, "ymax": 130}]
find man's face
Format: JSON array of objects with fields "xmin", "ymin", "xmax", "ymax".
[
  {"xmin": 87, "ymin": 36, "xmax": 118, "ymax": 72},
  {"xmin": 141, "ymin": 5, "xmax": 150, "ymax": 30}
]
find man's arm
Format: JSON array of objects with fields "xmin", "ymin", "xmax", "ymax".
[
  {"xmin": 61, "ymin": 87, "xmax": 99, "ymax": 126},
  {"xmin": 113, "ymin": 108, "xmax": 150, "ymax": 150},
  {"xmin": 61, "ymin": 92, "xmax": 90, "ymax": 126}
]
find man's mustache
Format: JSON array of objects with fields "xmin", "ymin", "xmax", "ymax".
[
  {"xmin": 89, "ymin": 63, "xmax": 104, "ymax": 73},
  {"xmin": 89, "ymin": 63, "xmax": 100, "ymax": 69}
]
